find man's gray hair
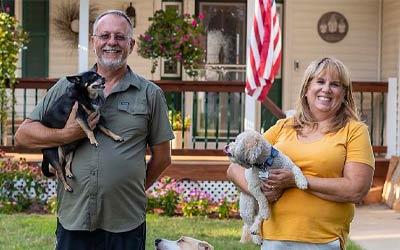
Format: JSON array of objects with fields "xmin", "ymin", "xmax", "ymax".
[{"xmin": 93, "ymin": 10, "xmax": 134, "ymax": 38}]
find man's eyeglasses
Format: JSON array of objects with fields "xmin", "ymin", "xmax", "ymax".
[{"xmin": 93, "ymin": 33, "xmax": 130, "ymax": 42}]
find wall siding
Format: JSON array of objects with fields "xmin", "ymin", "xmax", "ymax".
[
  {"xmin": 381, "ymin": 0, "xmax": 400, "ymax": 79},
  {"xmin": 49, "ymin": 0, "xmax": 158, "ymax": 79},
  {"xmin": 282, "ymin": 0, "xmax": 380, "ymax": 111}
]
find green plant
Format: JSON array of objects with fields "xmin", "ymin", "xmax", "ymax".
[
  {"xmin": 46, "ymin": 194, "xmax": 57, "ymax": 214},
  {"xmin": 168, "ymin": 110, "xmax": 191, "ymax": 131},
  {"xmin": 0, "ymin": 154, "xmax": 46, "ymax": 214},
  {"xmin": 0, "ymin": 12, "xmax": 29, "ymax": 127},
  {"xmin": 137, "ymin": 8, "xmax": 205, "ymax": 77},
  {"xmin": 181, "ymin": 189, "xmax": 212, "ymax": 217},
  {"xmin": 146, "ymin": 176, "xmax": 183, "ymax": 216},
  {"xmin": 213, "ymin": 195, "xmax": 231, "ymax": 219}
]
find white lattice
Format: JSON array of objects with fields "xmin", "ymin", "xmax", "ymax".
[
  {"xmin": 45, "ymin": 179, "xmax": 57, "ymax": 198},
  {"xmin": 2, "ymin": 179, "xmax": 57, "ymax": 202},
  {"xmin": 13, "ymin": 179, "xmax": 239, "ymax": 203},
  {"xmin": 150, "ymin": 179, "xmax": 240, "ymax": 202}
]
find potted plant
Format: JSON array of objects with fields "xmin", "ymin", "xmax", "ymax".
[
  {"xmin": 169, "ymin": 110, "xmax": 191, "ymax": 131},
  {"xmin": 137, "ymin": 8, "xmax": 205, "ymax": 77},
  {"xmin": 0, "ymin": 13, "xmax": 29, "ymax": 140},
  {"xmin": 169, "ymin": 110, "xmax": 191, "ymax": 148}
]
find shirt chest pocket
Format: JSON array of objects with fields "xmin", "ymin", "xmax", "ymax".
[{"xmin": 112, "ymin": 103, "xmax": 149, "ymax": 136}]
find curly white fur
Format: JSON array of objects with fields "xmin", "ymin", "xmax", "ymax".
[{"xmin": 225, "ymin": 130, "xmax": 308, "ymax": 245}]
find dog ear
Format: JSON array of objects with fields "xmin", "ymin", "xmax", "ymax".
[
  {"xmin": 66, "ymin": 75, "xmax": 82, "ymax": 84},
  {"xmin": 198, "ymin": 242, "xmax": 213, "ymax": 250}
]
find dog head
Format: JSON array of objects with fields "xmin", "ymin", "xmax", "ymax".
[
  {"xmin": 155, "ymin": 236, "xmax": 214, "ymax": 250},
  {"xmin": 66, "ymin": 71, "xmax": 105, "ymax": 101},
  {"xmin": 224, "ymin": 130, "xmax": 271, "ymax": 169}
]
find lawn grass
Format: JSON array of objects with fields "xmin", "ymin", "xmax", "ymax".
[{"xmin": 0, "ymin": 213, "xmax": 363, "ymax": 250}]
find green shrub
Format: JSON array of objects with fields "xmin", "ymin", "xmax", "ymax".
[
  {"xmin": 0, "ymin": 154, "xmax": 46, "ymax": 214},
  {"xmin": 46, "ymin": 194, "xmax": 57, "ymax": 214},
  {"xmin": 0, "ymin": 12, "xmax": 29, "ymax": 126},
  {"xmin": 146, "ymin": 176, "xmax": 183, "ymax": 216},
  {"xmin": 181, "ymin": 189, "xmax": 212, "ymax": 217},
  {"xmin": 213, "ymin": 195, "xmax": 231, "ymax": 219}
]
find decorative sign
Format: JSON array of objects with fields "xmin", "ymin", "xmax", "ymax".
[{"xmin": 317, "ymin": 12, "xmax": 348, "ymax": 43}]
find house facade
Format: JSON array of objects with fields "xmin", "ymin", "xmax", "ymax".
[{"xmin": 6, "ymin": 0, "xmax": 400, "ymax": 154}]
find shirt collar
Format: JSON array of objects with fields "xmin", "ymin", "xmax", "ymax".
[{"xmin": 90, "ymin": 64, "xmax": 141, "ymax": 92}]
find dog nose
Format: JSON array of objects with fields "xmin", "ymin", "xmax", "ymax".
[{"xmin": 155, "ymin": 238, "xmax": 161, "ymax": 245}]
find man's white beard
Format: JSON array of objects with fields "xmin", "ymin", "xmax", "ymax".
[{"xmin": 95, "ymin": 47, "xmax": 127, "ymax": 71}]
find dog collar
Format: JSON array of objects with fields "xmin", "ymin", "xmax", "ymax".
[
  {"xmin": 265, "ymin": 147, "xmax": 279, "ymax": 167},
  {"xmin": 254, "ymin": 146, "xmax": 279, "ymax": 170}
]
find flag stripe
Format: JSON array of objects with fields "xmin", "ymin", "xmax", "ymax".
[{"xmin": 246, "ymin": 0, "xmax": 282, "ymax": 102}]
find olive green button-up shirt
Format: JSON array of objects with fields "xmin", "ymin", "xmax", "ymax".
[{"xmin": 29, "ymin": 67, "xmax": 174, "ymax": 232}]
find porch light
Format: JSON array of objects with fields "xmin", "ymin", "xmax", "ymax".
[{"xmin": 125, "ymin": 2, "xmax": 136, "ymax": 28}]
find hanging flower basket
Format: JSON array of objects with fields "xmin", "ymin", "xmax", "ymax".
[{"xmin": 137, "ymin": 8, "xmax": 206, "ymax": 77}]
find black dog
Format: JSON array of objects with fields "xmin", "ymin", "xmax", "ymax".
[{"xmin": 40, "ymin": 71, "xmax": 123, "ymax": 192}]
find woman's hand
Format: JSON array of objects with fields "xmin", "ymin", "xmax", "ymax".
[
  {"xmin": 261, "ymin": 181, "xmax": 283, "ymax": 202},
  {"xmin": 261, "ymin": 168, "xmax": 297, "ymax": 202}
]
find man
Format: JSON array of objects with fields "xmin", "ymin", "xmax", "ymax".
[{"xmin": 15, "ymin": 10, "xmax": 174, "ymax": 250}]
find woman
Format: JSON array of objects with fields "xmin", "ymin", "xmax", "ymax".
[{"xmin": 227, "ymin": 57, "xmax": 375, "ymax": 250}]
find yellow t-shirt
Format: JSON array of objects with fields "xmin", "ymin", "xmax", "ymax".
[{"xmin": 261, "ymin": 118, "xmax": 375, "ymax": 249}]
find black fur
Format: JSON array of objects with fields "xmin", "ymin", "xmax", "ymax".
[{"xmin": 40, "ymin": 71, "xmax": 109, "ymax": 192}]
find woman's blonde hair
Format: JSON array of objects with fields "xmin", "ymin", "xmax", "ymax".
[{"xmin": 293, "ymin": 57, "xmax": 359, "ymax": 133}]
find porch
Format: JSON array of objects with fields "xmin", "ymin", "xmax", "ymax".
[{"xmin": 0, "ymin": 78, "xmax": 390, "ymax": 202}]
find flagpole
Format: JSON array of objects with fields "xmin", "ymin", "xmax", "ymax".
[{"xmin": 244, "ymin": 0, "xmax": 261, "ymax": 131}]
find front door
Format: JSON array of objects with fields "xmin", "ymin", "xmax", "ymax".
[{"xmin": 192, "ymin": 0, "xmax": 247, "ymax": 148}]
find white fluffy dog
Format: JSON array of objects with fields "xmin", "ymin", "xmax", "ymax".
[
  {"xmin": 225, "ymin": 130, "xmax": 308, "ymax": 245},
  {"xmin": 155, "ymin": 236, "xmax": 214, "ymax": 250}
]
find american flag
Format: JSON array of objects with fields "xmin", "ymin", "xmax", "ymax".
[{"xmin": 246, "ymin": 0, "xmax": 282, "ymax": 102}]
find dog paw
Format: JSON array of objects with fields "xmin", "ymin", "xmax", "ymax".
[
  {"xmin": 296, "ymin": 179, "xmax": 308, "ymax": 189},
  {"xmin": 251, "ymin": 235, "xmax": 263, "ymax": 245},
  {"xmin": 65, "ymin": 185, "xmax": 73, "ymax": 192},
  {"xmin": 250, "ymin": 224, "xmax": 260, "ymax": 236}
]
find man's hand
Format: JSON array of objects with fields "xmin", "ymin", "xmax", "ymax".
[
  {"xmin": 87, "ymin": 111, "xmax": 100, "ymax": 130},
  {"xmin": 63, "ymin": 102, "xmax": 86, "ymax": 139}
]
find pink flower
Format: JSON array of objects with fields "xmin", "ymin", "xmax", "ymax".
[
  {"xmin": 175, "ymin": 53, "xmax": 182, "ymax": 60},
  {"xmin": 199, "ymin": 13, "xmax": 204, "ymax": 20},
  {"xmin": 144, "ymin": 34, "xmax": 152, "ymax": 42},
  {"xmin": 191, "ymin": 20, "xmax": 198, "ymax": 27}
]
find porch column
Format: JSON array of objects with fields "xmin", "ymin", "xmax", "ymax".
[
  {"xmin": 386, "ymin": 78, "xmax": 399, "ymax": 158},
  {"xmin": 244, "ymin": 0, "xmax": 261, "ymax": 131},
  {"xmin": 78, "ymin": 0, "xmax": 90, "ymax": 72}
]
